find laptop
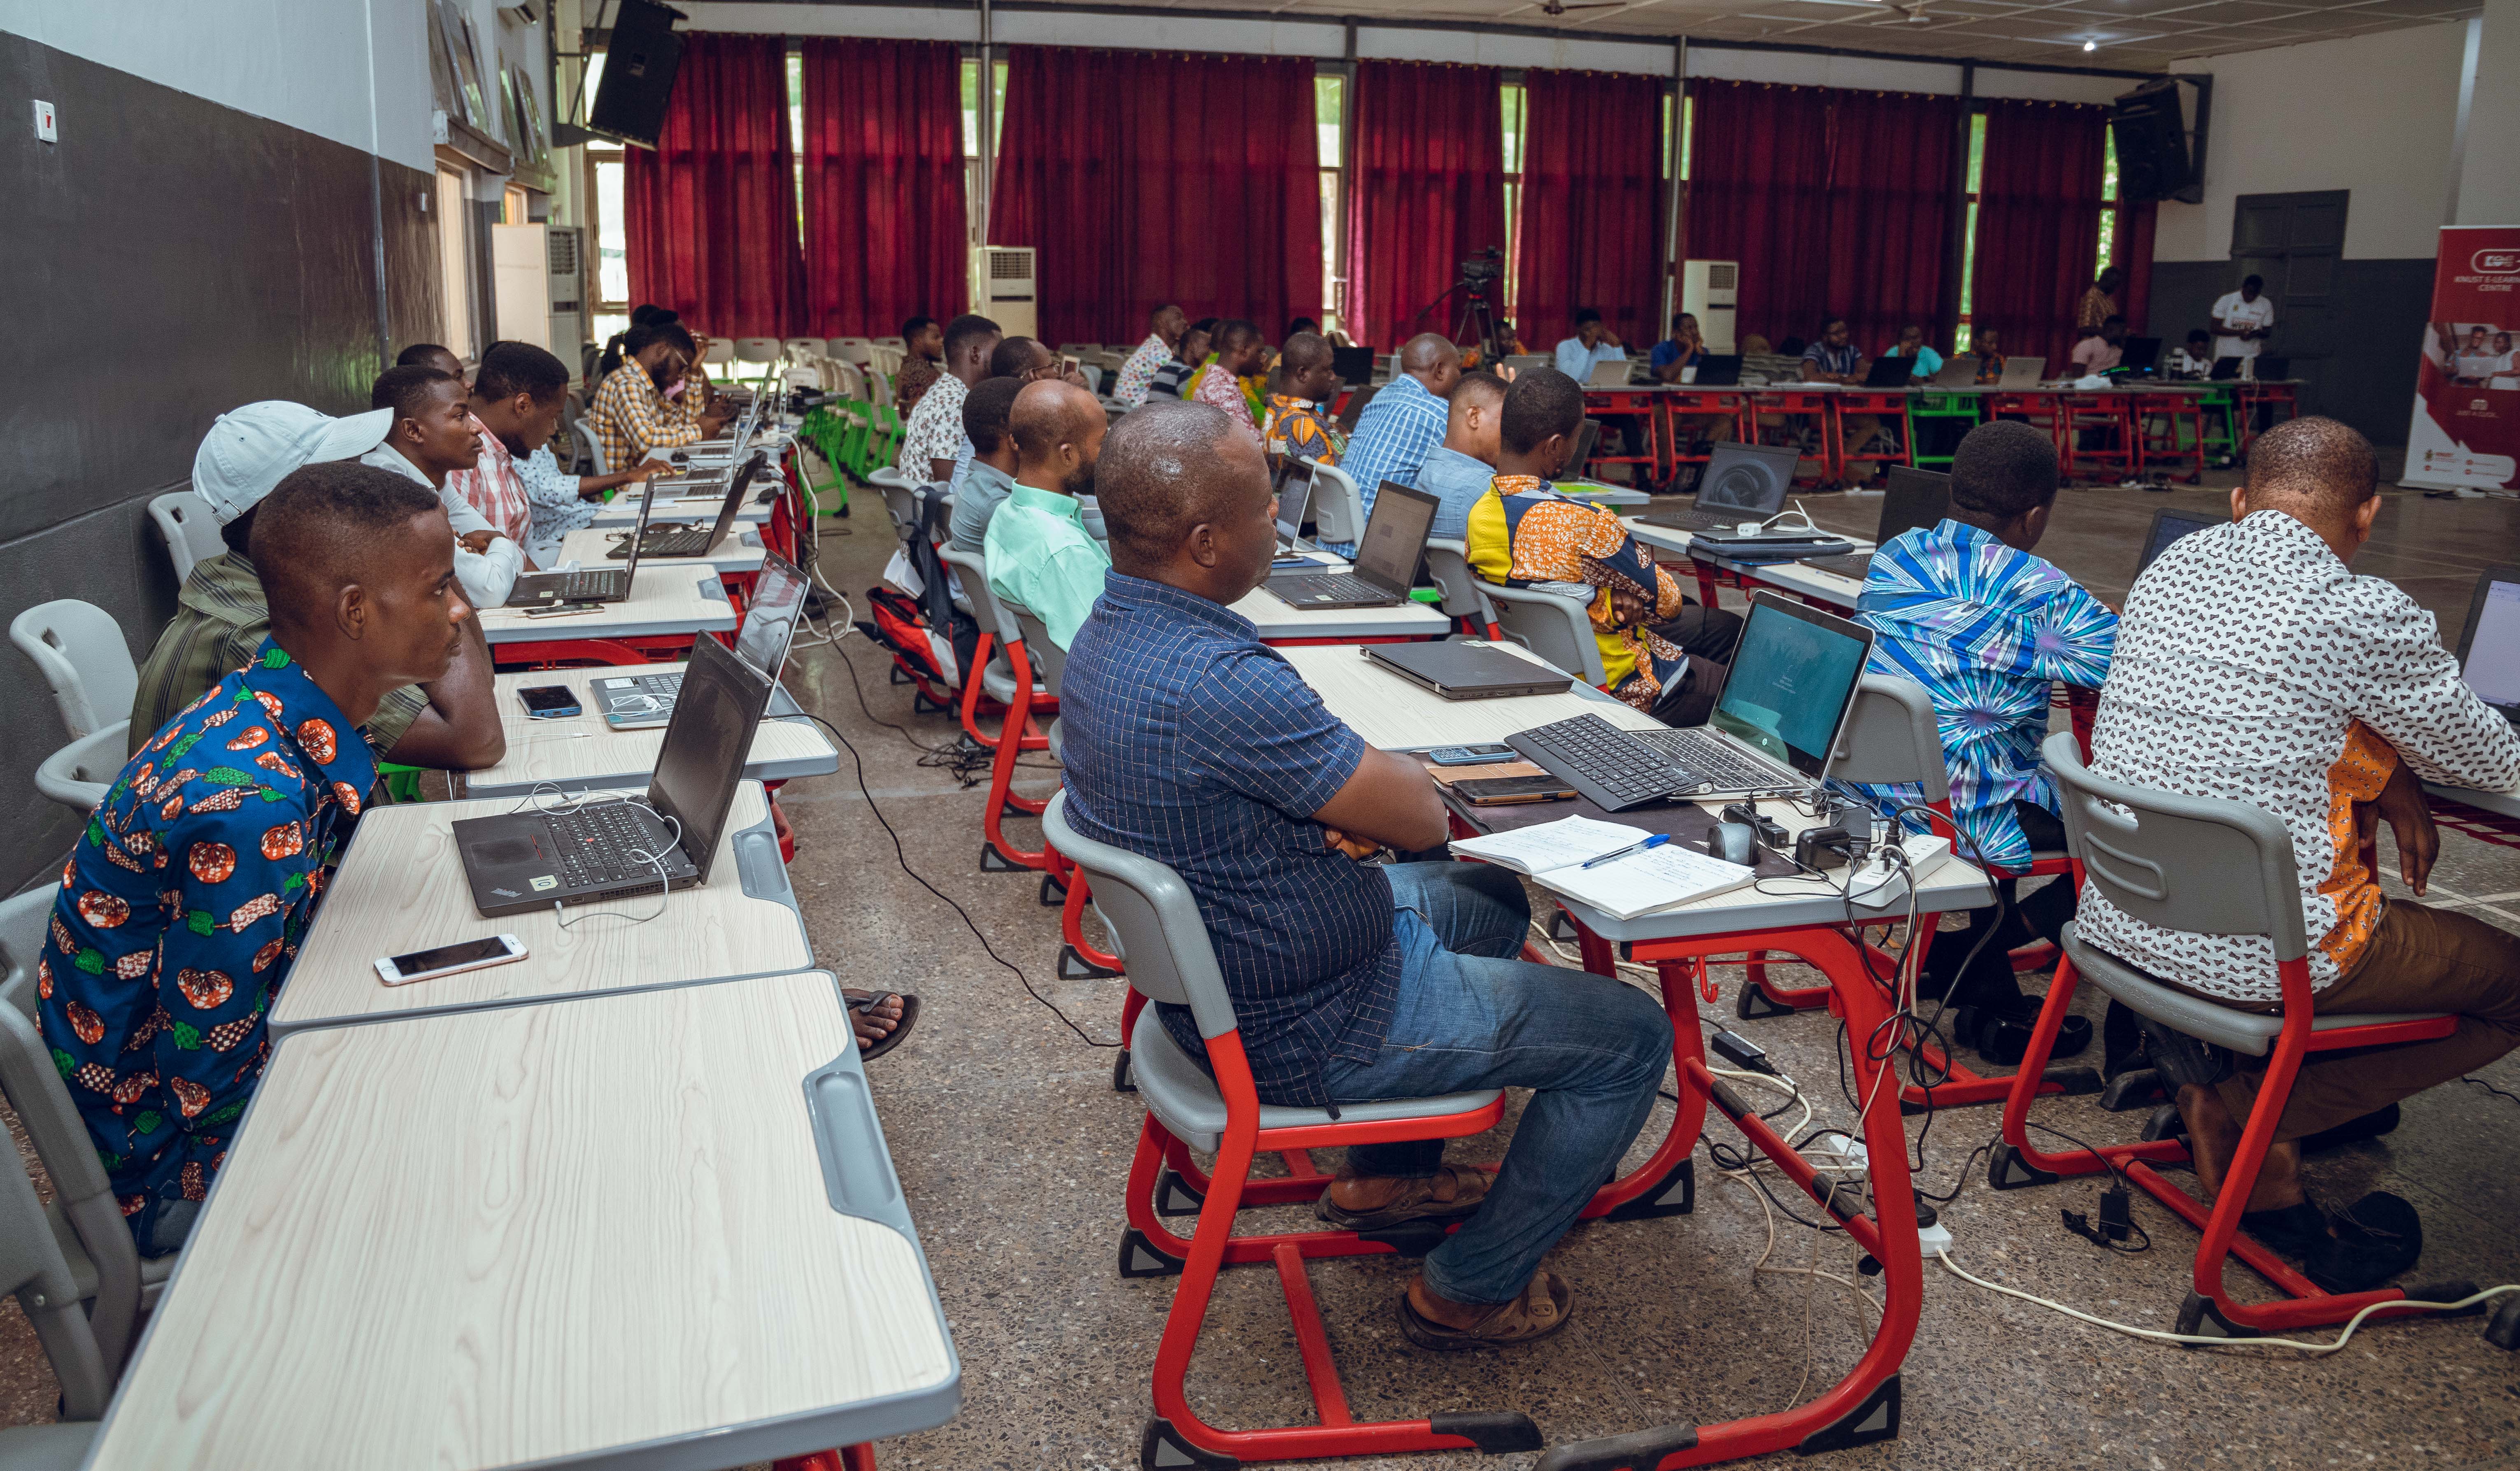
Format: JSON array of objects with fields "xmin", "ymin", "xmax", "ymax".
[
  {"xmin": 590, "ymin": 552, "xmax": 811, "ymax": 729},
  {"xmin": 1688, "ymin": 354, "xmax": 1743, "ymax": 387},
  {"xmin": 1636, "ymin": 440, "xmax": 1798, "ymax": 535},
  {"xmin": 506, "ymin": 484, "xmax": 652, "ymax": 607},
  {"xmin": 1365, "ymin": 641, "xmax": 1574, "ymax": 701},
  {"xmin": 2254, "ymin": 356, "xmax": 2290, "ymax": 380},
  {"xmin": 1502, "ymin": 355, "xmax": 1552, "ymax": 376},
  {"xmin": 613, "ymin": 452, "xmax": 766, "ymax": 560},
  {"xmin": 1335, "ymin": 383, "xmax": 1381, "ymax": 433},
  {"xmin": 1804, "ymin": 465, "xmax": 1952, "ymax": 580},
  {"xmin": 1996, "ymin": 356, "xmax": 2049, "ymax": 389},
  {"xmin": 1588, "ymin": 359, "xmax": 1637, "ymax": 387},
  {"xmin": 676, "ymin": 395, "xmax": 764, "ymax": 465},
  {"xmin": 1862, "ymin": 354, "xmax": 1917, "ymax": 388},
  {"xmin": 1507, "ymin": 592, "xmax": 1875, "ymax": 809},
  {"xmin": 1264, "ymin": 482, "xmax": 1438, "ymax": 610},
  {"xmin": 2134, "ymin": 506, "xmax": 2220, "ymax": 578},
  {"xmin": 450, "ymin": 634, "xmax": 772, "ymax": 916},
  {"xmin": 2209, "ymin": 355, "xmax": 2247, "ymax": 381},
  {"xmin": 1931, "ymin": 356, "xmax": 1978, "ymax": 388},
  {"xmin": 2452, "ymin": 565, "xmax": 2520, "ymax": 725},
  {"xmin": 1272, "ymin": 460, "xmax": 1317, "ymax": 554},
  {"xmin": 2118, "ymin": 336, "xmax": 2163, "ymax": 376},
  {"xmin": 1331, "ymin": 345, "xmax": 1377, "ymax": 385}
]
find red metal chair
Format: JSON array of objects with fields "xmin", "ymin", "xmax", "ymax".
[
  {"xmin": 1043, "ymin": 794, "xmax": 1545, "ymax": 1469},
  {"xmin": 1986, "ymin": 392, "xmax": 2069, "ymax": 470},
  {"xmin": 1829, "ymin": 391, "xmax": 1915, "ymax": 487},
  {"xmin": 1748, "ymin": 389, "xmax": 1835, "ymax": 489},
  {"xmin": 1003, "ymin": 602, "xmax": 1126, "ymax": 982},
  {"xmin": 2058, "ymin": 393, "xmax": 2136, "ymax": 485},
  {"xmin": 2134, "ymin": 392, "xmax": 2207, "ymax": 484},
  {"xmin": 1989, "ymin": 732, "xmax": 2468, "ymax": 1337},
  {"xmin": 939, "ymin": 546, "xmax": 1054, "ymax": 871}
]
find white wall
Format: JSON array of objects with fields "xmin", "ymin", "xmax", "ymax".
[
  {"xmin": 2457, "ymin": 0, "xmax": 2520, "ymax": 223},
  {"xmin": 2159, "ymin": 21, "xmax": 2467, "ymax": 261},
  {"xmin": 0, "ymin": 0, "xmax": 435, "ymax": 172}
]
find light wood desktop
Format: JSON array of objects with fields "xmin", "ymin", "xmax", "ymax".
[
  {"xmin": 588, "ymin": 491, "xmax": 777, "ymax": 528},
  {"xmin": 1280, "ymin": 639, "xmax": 1662, "ymax": 750},
  {"xmin": 458, "ymin": 664, "xmax": 838, "ymax": 797},
  {"xmin": 1623, "ymin": 517, "xmax": 1871, "ymax": 609},
  {"xmin": 86, "ymin": 968, "xmax": 959, "ymax": 1471},
  {"xmin": 1231, "ymin": 564, "xmax": 1452, "ymax": 643},
  {"xmin": 272, "ymin": 780, "xmax": 810, "ymax": 1034},
  {"xmin": 557, "ymin": 521, "xmax": 770, "ymax": 575},
  {"xmin": 476, "ymin": 566, "xmax": 738, "ymax": 646}
]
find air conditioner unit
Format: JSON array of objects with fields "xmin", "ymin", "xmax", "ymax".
[
  {"xmin": 546, "ymin": 226, "xmax": 586, "ymax": 380},
  {"xmin": 1681, "ymin": 260, "xmax": 1738, "ymax": 354},
  {"xmin": 971, "ymin": 245, "xmax": 1037, "ymax": 340}
]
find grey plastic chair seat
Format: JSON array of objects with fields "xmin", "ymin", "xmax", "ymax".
[
  {"xmin": 1045, "ymin": 718, "xmax": 1063, "ymax": 763},
  {"xmin": 1478, "ymin": 580, "xmax": 1607, "ymax": 686},
  {"xmin": 0, "ymin": 1421, "xmax": 98, "ymax": 1469},
  {"xmin": 47, "ymin": 1205, "xmax": 173, "ymax": 1308},
  {"xmin": 1129, "ymin": 1011, "xmax": 1502, "ymax": 1154},
  {"xmin": 2059, "ymin": 925, "xmax": 2448, "ymax": 1058},
  {"xmin": 36, "ymin": 724, "xmax": 125, "ymax": 817}
]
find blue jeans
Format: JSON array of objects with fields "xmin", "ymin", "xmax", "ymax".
[{"xmin": 1321, "ymin": 863, "xmax": 1674, "ymax": 1306}]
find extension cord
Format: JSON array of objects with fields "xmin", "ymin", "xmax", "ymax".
[{"xmin": 1847, "ymin": 835, "xmax": 1950, "ymax": 910}]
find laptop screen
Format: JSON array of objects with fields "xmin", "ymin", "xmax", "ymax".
[
  {"xmin": 619, "ymin": 484, "xmax": 655, "ymax": 582},
  {"xmin": 1875, "ymin": 466, "xmax": 1950, "ymax": 547},
  {"xmin": 2462, "ymin": 575, "xmax": 2520, "ymax": 710},
  {"xmin": 2136, "ymin": 509, "xmax": 2219, "ymax": 575},
  {"xmin": 1354, "ymin": 483, "xmax": 1438, "ymax": 595},
  {"xmin": 646, "ymin": 634, "xmax": 772, "ymax": 883},
  {"xmin": 1331, "ymin": 345, "xmax": 1375, "ymax": 384},
  {"xmin": 1710, "ymin": 596, "xmax": 1873, "ymax": 778},
  {"xmin": 1275, "ymin": 461, "xmax": 1315, "ymax": 545},
  {"xmin": 733, "ymin": 552, "xmax": 809, "ymax": 682},
  {"xmin": 1698, "ymin": 442, "xmax": 1796, "ymax": 515}
]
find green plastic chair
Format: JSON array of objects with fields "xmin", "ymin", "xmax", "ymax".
[
  {"xmin": 2197, "ymin": 385, "xmax": 2241, "ymax": 464},
  {"xmin": 1907, "ymin": 392, "xmax": 1980, "ymax": 471},
  {"xmin": 378, "ymin": 761, "xmax": 426, "ymax": 803}
]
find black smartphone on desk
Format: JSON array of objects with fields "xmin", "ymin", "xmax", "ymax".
[
  {"xmin": 1458, "ymin": 774, "xmax": 1577, "ymax": 805},
  {"xmin": 518, "ymin": 685, "xmax": 581, "ymax": 719}
]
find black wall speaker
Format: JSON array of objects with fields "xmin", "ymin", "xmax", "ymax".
[
  {"xmin": 2112, "ymin": 79, "xmax": 2194, "ymax": 204},
  {"xmin": 589, "ymin": 0, "xmax": 686, "ymax": 149}
]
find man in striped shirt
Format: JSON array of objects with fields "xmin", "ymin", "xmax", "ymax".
[
  {"xmin": 445, "ymin": 342, "xmax": 572, "ymax": 560},
  {"xmin": 1334, "ymin": 333, "xmax": 1460, "ymax": 554},
  {"xmin": 1112, "ymin": 303, "xmax": 1187, "ymax": 410}
]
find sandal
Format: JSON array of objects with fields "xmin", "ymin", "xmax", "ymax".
[
  {"xmin": 844, "ymin": 989, "xmax": 921, "ymax": 1061},
  {"xmin": 1398, "ymin": 1271, "xmax": 1574, "ymax": 1352},
  {"xmin": 1314, "ymin": 1164, "xmax": 1491, "ymax": 1231}
]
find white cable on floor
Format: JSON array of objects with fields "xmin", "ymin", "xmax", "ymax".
[{"xmin": 1934, "ymin": 1249, "xmax": 2517, "ymax": 1353}]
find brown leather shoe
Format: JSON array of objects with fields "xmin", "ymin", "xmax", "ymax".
[
  {"xmin": 1312, "ymin": 1164, "xmax": 1492, "ymax": 1231},
  {"xmin": 1398, "ymin": 1271, "xmax": 1575, "ymax": 1351}
]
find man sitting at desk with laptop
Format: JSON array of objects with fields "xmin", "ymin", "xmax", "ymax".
[
  {"xmin": 46, "ymin": 462, "xmax": 474, "ymax": 1255},
  {"xmin": 359, "ymin": 364, "xmax": 525, "ymax": 608},
  {"xmin": 1059, "ymin": 399, "xmax": 1672, "ymax": 1348},
  {"xmin": 1409, "ymin": 370, "xmax": 1509, "ymax": 542}
]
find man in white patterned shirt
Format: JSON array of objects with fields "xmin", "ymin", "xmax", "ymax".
[
  {"xmin": 897, "ymin": 313, "xmax": 999, "ymax": 482},
  {"xmin": 2084, "ymin": 417, "xmax": 2520, "ymax": 1286},
  {"xmin": 1113, "ymin": 303, "xmax": 1187, "ymax": 410}
]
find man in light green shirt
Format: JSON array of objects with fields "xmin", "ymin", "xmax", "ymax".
[{"xmin": 984, "ymin": 381, "xmax": 1111, "ymax": 650}]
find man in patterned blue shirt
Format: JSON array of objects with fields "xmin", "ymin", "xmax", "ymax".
[
  {"xmin": 1060, "ymin": 400, "xmax": 1670, "ymax": 1349},
  {"xmin": 1838, "ymin": 421, "xmax": 2118, "ymax": 1060},
  {"xmin": 40, "ymin": 462, "xmax": 472, "ymax": 1255},
  {"xmin": 1331, "ymin": 333, "xmax": 1461, "ymax": 555}
]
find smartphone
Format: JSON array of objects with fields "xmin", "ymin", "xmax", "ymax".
[
  {"xmin": 521, "ymin": 601, "xmax": 603, "ymax": 618},
  {"xmin": 1429, "ymin": 744, "xmax": 1518, "ymax": 767},
  {"xmin": 1458, "ymin": 774, "xmax": 1577, "ymax": 806},
  {"xmin": 374, "ymin": 934, "xmax": 528, "ymax": 986},
  {"xmin": 518, "ymin": 685, "xmax": 581, "ymax": 719}
]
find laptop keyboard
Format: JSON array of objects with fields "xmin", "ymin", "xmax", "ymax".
[
  {"xmin": 543, "ymin": 802, "xmax": 677, "ymax": 889},
  {"xmin": 535, "ymin": 569, "xmax": 626, "ymax": 601},
  {"xmin": 1630, "ymin": 726, "xmax": 1798, "ymax": 794},
  {"xmin": 638, "ymin": 524, "xmax": 714, "ymax": 556},
  {"xmin": 1638, "ymin": 507, "xmax": 1748, "ymax": 534},
  {"xmin": 1267, "ymin": 572, "xmax": 1397, "ymax": 606},
  {"xmin": 1512, "ymin": 714, "xmax": 1798, "ymax": 812}
]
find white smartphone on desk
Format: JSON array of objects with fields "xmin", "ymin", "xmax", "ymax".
[{"xmin": 375, "ymin": 935, "xmax": 528, "ymax": 986}]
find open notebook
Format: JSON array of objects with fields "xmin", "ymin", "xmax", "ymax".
[{"xmin": 1450, "ymin": 814, "xmax": 1758, "ymax": 921}]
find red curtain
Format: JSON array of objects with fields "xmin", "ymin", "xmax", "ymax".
[
  {"xmin": 2115, "ymin": 197, "xmax": 2158, "ymax": 335},
  {"xmin": 1685, "ymin": 80, "xmax": 1957, "ymax": 353},
  {"xmin": 800, "ymin": 38, "xmax": 968, "ymax": 338},
  {"xmin": 1345, "ymin": 61, "xmax": 1507, "ymax": 353},
  {"xmin": 991, "ymin": 47, "xmax": 1319, "ymax": 345},
  {"xmin": 1972, "ymin": 99, "xmax": 2109, "ymax": 366},
  {"xmin": 1514, "ymin": 68, "xmax": 1664, "ymax": 352},
  {"xmin": 624, "ymin": 33, "xmax": 807, "ymax": 338}
]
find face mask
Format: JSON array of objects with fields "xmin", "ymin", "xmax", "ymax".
[{"xmin": 664, "ymin": 379, "xmax": 686, "ymax": 399}]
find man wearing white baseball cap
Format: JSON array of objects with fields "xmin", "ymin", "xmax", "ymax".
[{"xmin": 127, "ymin": 400, "xmax": 505, "ymax": 771}]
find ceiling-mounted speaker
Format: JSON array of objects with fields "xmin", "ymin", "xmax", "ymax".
[
  {"xmin": 588, "ymin": 0, "xmax": 686, "ymax": 149},
  {"xmin": 2112, "ymin": 77, "xmax": 2206, "ymax": 205}
]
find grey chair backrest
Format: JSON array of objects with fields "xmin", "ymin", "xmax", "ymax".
[
  {"xmin": 2042, "ymin": 730, "xmax": 2307, "ymax": 962},
  {"xmin": 571, "ymin": 417, "xmax": 608, "ymax": 476},
  {"xmin": 1003, "ymin": 601, "xmax": 1067, "ymax": 696},
  {"xmin": 1829, "ymin": 674, "xmax": 1950, "ymax": 803},
  {"xmin": 10, "ymin": 600, "xmax": 138, "ymax": 741},
  {"xmin": 1307, "ymin": 461, "xmax": 1367, "ymax": 547},
  {"xmin": 937, "ymin": 545, "xmax": 1024, "ymax": 646},
  {"xmin": 1479, "ymin": 581, "xmax": 1608, "ymax": 686},
  {"xmin": 0, "ymin": 1131, "xmax": 108, "ymax": 1421},
  {"xmin": 1420, "ymin": 538, "xmax": 1496, "ymax": 624},
  {"xmin": 147, "ymin": 491, "xmax": 225, "ymax": 588},
  {"xmin": 1042, "ymin": 793, "xmax": 1240, "ymax": 1039}
]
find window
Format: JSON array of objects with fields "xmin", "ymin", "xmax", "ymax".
[
  {"xmin": 437, "ymin": 165, "xmax": 477, "ymax": 360},
  {"xmin": 1499, "ymin": 82, "xmax": 1528, "ymax": 325},
  {"xmin": 1954, "ymin": 111, "xmax": 1987, "ymax": 354},
  {"xmin": 1317, "ymin": 72, "xmax": 1345, "ymax": 337},
  {"xmin": 961, "ymin": 56, "xmax": 1008, "ymax": 247},
  {"xmin": 580, "ymin": 51, "xmax": 629, "ymax": 344},
  {"xmin": 789, "ymin": 49, "xmax": 806, "ymax": 246},
  {"xmin": 2095, "ymin": 126, "xmax": 2120, "ymax": 275}
]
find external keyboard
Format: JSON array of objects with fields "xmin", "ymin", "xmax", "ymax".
[
  {"xmin": 1507, "ymin": 714, "xmax": 1699, "ymax": 812},
  {"xmin": 1266, "ymin": 573, "xmax": 1396, "ymax": 606}
]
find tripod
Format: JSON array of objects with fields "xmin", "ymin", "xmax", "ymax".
[{"xmin": 1411, "ymin": 279, "xmax": 1502, "ymax": 363}]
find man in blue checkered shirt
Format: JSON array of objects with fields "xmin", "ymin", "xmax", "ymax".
[
  {"xmin": 1329, "ymin": 334, "xmax": 1461, "ymax": 555},
  {"xmin": 1059, "ymin": 400, "xmax": 1671, "ymax": 1350}
]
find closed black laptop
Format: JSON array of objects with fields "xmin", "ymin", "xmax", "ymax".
[{"xmin": 1365, "ymin": 641, "xmax": 1573, "ymax": 701}]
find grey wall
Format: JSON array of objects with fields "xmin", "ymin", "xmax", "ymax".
[
  {"xmin": 2147, "ymin": 258, "xmax": 2435, "ymax": 447},
  {"xmin": 0, "ymin": 33, "xmax": 440, "ymax": 891}
]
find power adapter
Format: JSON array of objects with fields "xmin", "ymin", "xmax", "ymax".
[
  {"xmin": 1709, "ymin": 1029, "xmax": 1776, "ymax": 1075},
  {"xmin": 2063, "ymin": 1185, "xmax": 2136, "ymax": 1247}
]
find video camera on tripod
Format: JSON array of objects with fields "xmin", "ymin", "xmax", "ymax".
[
  {"xmin": 1459, "ymin": 247, "xmax": 1504, "ymax": 289},
  {"xmin": 1415, "ymin": 247, "xmax": 1508, "ymax": 362}
]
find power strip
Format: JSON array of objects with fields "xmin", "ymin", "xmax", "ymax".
[{"xmin": 1846, "ymin": 834, "xmax": 1950, "ymax": 909}]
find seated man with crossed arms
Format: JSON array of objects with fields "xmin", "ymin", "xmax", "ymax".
[{"xmin": 1059, "ymin": 400, "xmax": 1671, "ymax": 1348}]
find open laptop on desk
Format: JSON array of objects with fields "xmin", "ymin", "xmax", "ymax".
[
  {"xmin": 1506, "ymin": 592, "xmax": 1875, "ymax": 810},
  {"xmin": 2453, "ymin": 565, "xmax": 2520, "ymax": 725},
  {"xmin": 2134, "ymin": 506, "xmax": 2220, "ymax": 579},
  {"xmin": 1334, "ymin": 383, "xmax": 1380, "ymax": 433},
  {"xmin": 590, "ymin": 552, "xmax": 810, "ymax": 729},
  {"xmin": 1331, "ymin": 345, "xmax": 1377, "ymax": 385},
  {"xmin": 612, "ymin": 451, "xmax": 767, "ymax": 560},
  {"xmin": 1636, "ymin": 440, "xmax": 1798, "ymax": 534},
  {"xmin": 1862, "ymin": 354, "xmax": 1917, "ymax": 388},
  {"xmin": 1804, "ymin": 465, "xmax": 1950, "ymax": 580},
  {"xmin": 1272, "ymin": 460, "xmax": 1317, "ymax": 554},
  {"xmin": 2118, "ymin": 337, "xmax": 2163, "ymax": 377},
  {"xmin": 1588, "ymin": 359, "xmax": 1638, "ymax": 388},
  {"xmin": 506, "ymin": 485, "xmax": 652, "ymax": 607},
  {"xmin": 1263, "ymin": 483, "xmax": 1437, "ymax": 610},
  {"xmin": 451, "ymin": 634, "xmax": 771, "ymax": 916},
  {"xmin": 1930, "ymin": 356, "xmax": 1979, "ymax": 388},
  {"xmin": 1996, "ymin": 356, "xmax": 2048, "ymax": 389}
]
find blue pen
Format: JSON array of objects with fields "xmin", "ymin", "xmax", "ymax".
[{"xmin": 1580, "ymin": 833, "xmax": 1671, "ymax": 870}]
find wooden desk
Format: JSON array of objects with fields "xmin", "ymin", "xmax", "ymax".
[
  {"xmin": 272, "ymin": 781, "xmax": 810, "ymax": 1035},
  {"xmin": 556, "ymin": 522, "xmax": 770, "ymax": 577},
  {"xmin": 478, "ymin": 566, "xmax": 738, "ymax": 667},
  {"xmin": 1231, "ymin": 570, "xmax": 1452, "ymax": 645},
  {"xmin": 456, "ymin": 664, "xmax": 839, "ymax": 798},
  {"xmin": 1280, "ymin": 639, "xmax": 1662, "ymax": 750},
  {"xmin": 87, "ymin": 968, "xmax": 959, "ymax": 1471}
]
